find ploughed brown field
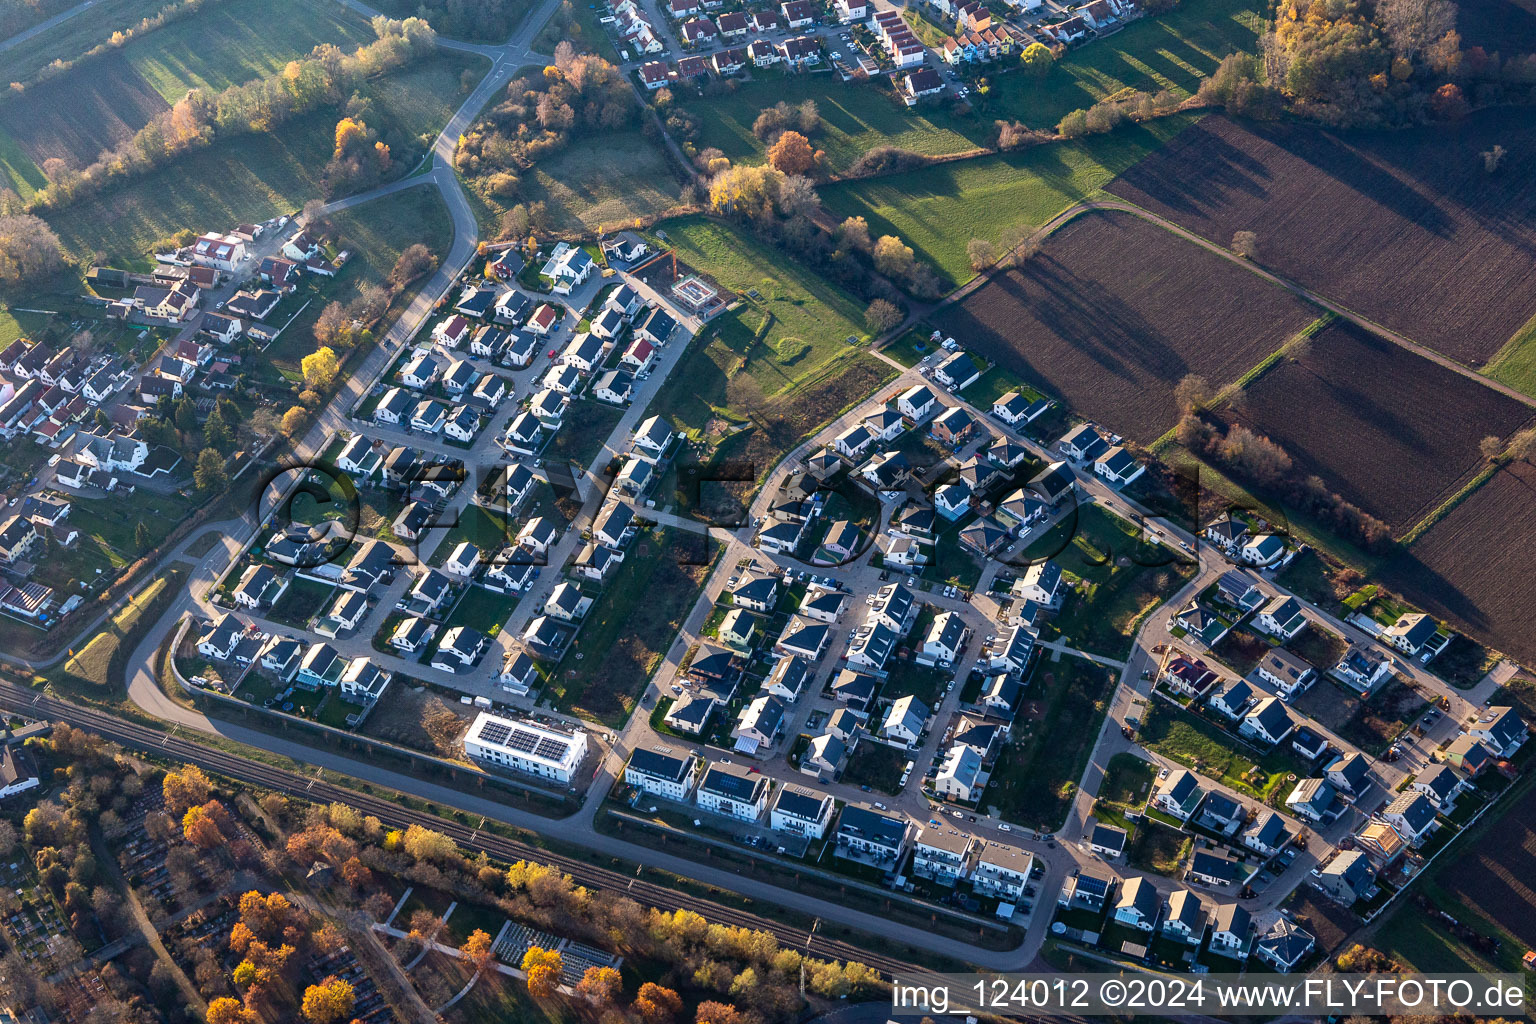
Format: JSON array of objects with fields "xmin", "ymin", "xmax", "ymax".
[
  {"xmin": 1107, "ymin": 110, "xmax": 1536, "ymax": 366},
  {"xmin": 1383, "ymin": 460, "xmax": 1536, "ymax": 667},
  {"xmin": 1438, "ymin": 772, "xmax": 1536, "ymax": 948},
  {"xmin": 933, "ymin": 209, "xmax": 1315, "ymax": 442},
  {"xmin": 1456, "ymin": 0, "xmax": 1536, "ymax": 55},
  {"xmin": 1219, "ymin": 320, "xmax": 1533, "ymax": 531}
]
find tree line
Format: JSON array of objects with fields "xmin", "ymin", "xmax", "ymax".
[{"xmin": 4, "ymin": 17, "xmax": 438, "ymax": 217}]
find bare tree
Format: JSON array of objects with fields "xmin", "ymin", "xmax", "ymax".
[
  {"xmin": 1175, "ymin": 374, "xmax": 1212, "ymax": 415},
  {"xmin": 1378, "ymin": 0, "xmax": 1455, "ymax": 60},
  {"xmin": 1483, "ymin": 144, "xmax": 1507, "ymax": 173},
  {"xmin": 1231, "ymin": 230, "xmax": 1259, "ymax": 259}
]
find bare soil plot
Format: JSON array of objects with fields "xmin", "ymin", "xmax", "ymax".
[
  {"xmin": 1107, "ymin": 110, "xmax": 1536, "ymax": 366},
  {"xmin": 1218, "ymin": 320, "xmax": 1533, "ymax": 531},
  {"xmin": 1384, "ymin": 460, "xmax": 1536, "ymax": 667},
  {"xmin": 1456, "ymin": 0, "xmax": 1536, "ymax": 55},
  {"xmin": 1439, "ymin": 777, "xmax": 1536, "ymax": 948},
  {"xmin": 933, "ymin": 210, "xmax": 1315, "ymax": 442}
]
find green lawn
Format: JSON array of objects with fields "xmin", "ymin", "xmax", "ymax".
[
  {"xmin": 680, "ymin": 69, "xmax": 986, "ymax": 175},
  {"xmin": 642, "ymin": 215, "xmax": 897, "ymax": 518},
  {"xmin": 1098, "ymin": 751, "xmax": 1155, "ymax": 808},
  {"xmin": 0, "ymin": 0, "xmax": 378, "ymax": 192},
  {"xmin": 464, "ymin": 129, "xmax": 683, "ymax": 237},
  {"xmin": 1482, "ymin": 309, "xmax": 1536, "ymax": 399},
  {"xmin": 544, "ymin": 399, "xmax": 624, "ymax": 468},
  {"xmin": 985, "ymin": 0, "xmax": 1264, "ymax": 130},
  {"xmin": 818, "ymin": 114, "xmax": 1199, "ymax": 288},
  {"xmin": 1021, "ymin": 504, "xmax": 1194, "ymax": 658},
  {"xmin": 439, "ymin": 585, "xmax": 520, "ymax": 638},
  {"xmin": 0, "ymin": 0, "xmax": 191, "ymax": 87},
  {"xmin": 1138, "ymin": 700, "xmax": 1302, "ymax": 803},
  {"xmin": 41, "ymin": 52, "xmax": 478, "ymax": 264}
]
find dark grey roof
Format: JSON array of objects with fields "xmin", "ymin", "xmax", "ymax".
[
  {"xmin": 837, "ymin": 805, "xmax": 907, "ymax": 847},
  {"xmin": 629, "ymin": 745, "xmax": 693, "ymax": 782}
]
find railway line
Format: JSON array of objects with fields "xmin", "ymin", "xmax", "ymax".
[{"xmin": 0, "ymin": 682, "xmax": 925, "ymax": 978}]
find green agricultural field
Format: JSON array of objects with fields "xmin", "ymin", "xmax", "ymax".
[
  {"xmin": 42, "ymin": 53, "xmax": 478, "ymax": 264},
  {"xmin": 680, "ymin": 70, "xmax": 986, "ymax": 174},
  {"xmin": 987, "ymin": 0, "xmax": 1264, "ymax": 130},
  {"xmin": 1482, "ymin": 310, "xmax": 1536, "ymax": 399},
  {"xmin": 0, "ymin": 0, "xmax": 184, "ymax": 85},
  {"xmin": 0, "ymin": 0, "xmax": 378, "ymax": 192},
  {"xmin": 818, "ymin": 114, "xmax": 1198, "ymax": 288},
  {"xmin": 467, "ymin": 131, "xmax": 686, "ymax": 237}
]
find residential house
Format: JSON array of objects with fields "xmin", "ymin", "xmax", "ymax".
[
  {"xmin": 431, "ymin": 626, "xmax": 489, "ymax": 672},
  {"xmin": 1255, "ymin": 595, "xmax": 1307, "ymax": 639},
  {"xmin": 196, "ymin": 613, "xmax": 243, "ymax": 661},
  {"xmin": 1411, "ymin": 763, "xmax": 1467, "ymax": 811},
  {"xmin": 1210, "ymin": 903, "xmax": 1253, "ymax": 959},
  {"xmin": 1059, "ymin": 423, "xmax": 1108, "ymax": 462},
  {"xmin": 1285, "ymin": 778, "xmax": 1339, "ymax": 823},
  {"xmin": 1255, "ymin": 918, "xmax": 1314, "ymax": 973},
  {"xmin": 1162, "ymin": 890, "xmax": 1208, "ymax": 945},
  {"xmin": 1153, "ymin": 768, "xmax": 1205, "ymax": 820},
  {"xmin": 696, "ymin": 762, "xmax": 769, "ymax": 821},
  {"xmin": 920, "ymin": 610, "xmax": 968, "ymax": 666},
  {"xmin": 1240, "ymin": 697, "xmax": 1295, "ymax": 746},
  {"xmin": 389, "ymin": 616, "xmax": 436, "ymax": 655},
  {"xmin": 972, "ymin": 843, "xmax": 1034, "ymax": 904},
  {"xmin": 1094, "ymin": 445, "xmax": 1143, "ymax": 486},
  {"xmin": 1209, "ymin": 678, "xmax": 1257, "ymax": 721},
  {"xmin": 1333, "ymin": 643, "xmax": 1394, "ymax": 694},
  {"xmin": 931, "ymin": 405, "xmax": 974, "ymax": 446},
  {"xmin": 1444, "ymin": 735, "xmax": 1494, "ymax": 775},
  {"xmin": 1188, "ymin": 847, "xmax": 1244, "ymax": 887},
  {"xmin": 835, "ymin": 806, "xmax": 910, "ymax": 867},
  {"xmin": 933, "ymin": 743, "xmax": 983, "ymax": 802},
  {"xmin": 897, "ymin": 384, "xmax": 938, "ymax": 422},
  {"xmin": 1316, "ymin": 850, "xmax": 1375, "ymax": 906},
  {"xmin": 732, "ymin": 695, "xmax": 787, "ymax": 755},
  {"xmin": 1258, "ymin": 648, "xmax": 1316, "ymax": 700},
  {"xmin": 1467, "ymin": 705, "xmax": 1528, "ymax": 758},
  {"xmin": 770, "ymin": 785, "xmax": 834, "ymax": 839},
  {"xmin": 912, "ymin": 828, "xmax": 974, "ymax": 885},
  {"xmin": 1114, "ymin": 876, "xmax": 1159, "ymax": 930},
  {"xmin": 625, "ymin": 746, "xmax": 699, "ymax": 801},
  {"xmin": 1325, "ymin": 751, "xmax": 1372, "ymax": 797},
  {"xmin": 777, "ymin": 617, "xmax": 829, "ymax": 660},
  {"xmin": 1382, "ymin": 791, "xmax": 1439, "ymax": 847},
  {"xmin": 881, "ymin": 695, "xmax": 929, "ymax": 745},
  {"xmin": 1382, "ymin": 612, "xmax": 1438, "ymax": 655},
  {"xmin": 1242, "ymin": 810, "xmax": 1291, "ymax": 858},
  {"xmin": 1090, "ymin": 823, "xmax": 1128, "ymax": 859},
  {"xmin": 463, "ymin": 713, "xmax": 587, "ymax": 783}
]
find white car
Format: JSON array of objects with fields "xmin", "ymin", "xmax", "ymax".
[{"xmin": 998, "ymin": 823, "xmax": 1012, "ymax": 832}]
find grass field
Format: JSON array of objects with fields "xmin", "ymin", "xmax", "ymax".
[
  {"xmin": 1483, "ymin": 310, "xmax": 1536, "ymax": 399},
  {"xmin": 0, "ymin": 0, "xmax": 377, "ymax": 190},
  {"xmin": 1017, "ymin": 503, "xmax": 1195, "ymax": 658},
  {"xmin": 42, "ymin": 53, "xmax": 477, "ymax": 263},
  {"xmin": 1138, "ymin": 700, "xmax": 1302, "ymax": 803},
  {"xmin": 266, "ymin": 183, "xmax": 454, "ymax": 375},
  {"xmin": 680, "ymin": 69, "xmax": 986, "ymax": 174},
  {"xmin": 819, "ymin": 114, "xmax": 1198, "ymax": 288},
  {"xmin": 987, "ymin": 0, "xmax": 1264, "ymax": 130},
  {"xmin": 642, "ymin": 215, "xmax": 896, "ymax": 518},
  {"xmin": 467, "ymin": 131, "xmax": 686, "ymax": 237},
  {"xmin": 0, "ymin": 0, "xmax": 182, "ymax": 84}
]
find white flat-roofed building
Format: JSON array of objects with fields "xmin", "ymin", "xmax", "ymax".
[
  {"xmin": 463, "ymin": 712, "xmax": 588, "ymax": 783},
  {"xmin": 912, "ymin": 827, "xmax": 974, "ymax": 886},
  {"xmin": 625, "ymin": 745, "xmax": 698, "ymax": 801},
  {"xmin": 971, "ymin": 842, "xmax": 1034, "ymax": 902},
  {"xmin": 770, "ymin": 784, "xmax": 834, "ymax": 839},
  {"xmin": 697, "ymin": 761, "xmax": 769, "ymax": 821}
]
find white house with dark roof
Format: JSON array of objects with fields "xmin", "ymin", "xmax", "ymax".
[
  {"xmin": 1240, "ymin": 697, "xmax": 1295, "ymax": 746},
  {"xmin": 1153, "ymin": 768, "xmax": 1204, "ymax": 820},
  {"xmin": 1411, "ymin": 762, "xmax": 1467, "ymax": 811},
  {"xmin": 770, "ymin": 784, "xmax": 834, "ymax": 839},
  {"xmin": 625, "ymin": 745, "xmax": 699, "ymax": 800},
  {"xmin": 1255, "ymin": 595, "xmax": 1307, "ymax": 639},
  {"xmin": 881, "ymin": 695, "xmax": 929, "ymax": 745},
  {"xmin": 697, "ymin": 761, "xmax": 768, "ymax": 821},
  {"xmin": 1114, "ymin": 876, "xmax": 1159, "ymax": 930},
  {"xmin": 1382, "ymin": 790, "xmax": 1439, "ymax": 846},
  {"xmin": 835, "ymin": 805, "xmax": 910, "ymax": 867},
  {"xmin": 1257, "ymin": 647, "xmax": 1316, "ymax": 699},
  {"xmin": 1467, "ymin": 705, "xmax": 1527, "ymax": 758}
]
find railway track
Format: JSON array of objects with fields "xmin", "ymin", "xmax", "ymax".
[{"xmin": 0, "ymin": 684, "xmax": 924, "ymax": 977}]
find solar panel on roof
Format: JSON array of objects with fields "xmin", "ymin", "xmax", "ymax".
[
  {"xmin": 504, "ymin": 727, "xmax": 540, "ymax": 754},
  {"xmin": 479, "ymin": 721, "xmax": 511, "ymax": 745},
  {"xmin": 535, "ymin": 737, "xmax": 568, "ymax": 760}
]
